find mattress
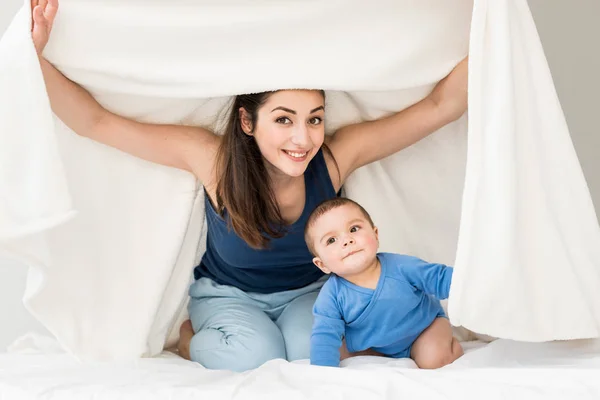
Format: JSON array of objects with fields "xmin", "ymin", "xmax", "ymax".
[{"xmin": 1, "ymin": 338, "xmax": 600, "ymax": 400}]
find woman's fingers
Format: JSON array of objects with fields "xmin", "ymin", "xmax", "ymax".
[
  {"xmin": 32, "ymin": 5, "xmax": 48, "ymax": 53},
  {"xmin": 30, "ymin": 0, "xmax": 39, "ymax": 31},
  {"xmin": 45, "ymin": 0, "xmax": 58, "ymax": 29},
  {"xmin": 31, "ymin": 0, "xmax": 58, "ymax": 32},
  {"xmin": 33, "ymin": 5, "xmax": 47, "ymax": 27},
  {"xmin": 33, "ymin": 5, "xmax": 47, "ymax": 30},
  {"xmin": 31, "ymin": 0, "xmax": 59, "ymax": 54}
]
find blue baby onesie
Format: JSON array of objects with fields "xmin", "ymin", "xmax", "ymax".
[{"xmin": 310, "ymin": 252, "xmax": 453, "ymax": 367}]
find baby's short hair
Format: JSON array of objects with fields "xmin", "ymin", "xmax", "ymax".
[{"xmin": 304, "ymin": 197, "xmax": 375, "ymax": 255}]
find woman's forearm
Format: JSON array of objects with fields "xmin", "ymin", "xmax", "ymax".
[{"xmin": 39, "ymin": 56, "xmax": 108, "ymax": 137}]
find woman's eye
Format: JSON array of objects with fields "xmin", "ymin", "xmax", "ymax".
[
  {"xmin": 350, "ymin": 225, "xmax": 360, "ymax": 233},
  {"xmin": 309, "ymin": 117, "xmax": 323, "ymax": 125},
  {"xmin": 326, "ymin": 237, "xmax": 336, "ymax": 245},
  {"xmin": 276, "ymin": 117, "xmax": 292, "ymax": 124}
]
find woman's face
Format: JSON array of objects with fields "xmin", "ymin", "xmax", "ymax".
[{"xmin": 243, "ymin": 90, "xmax": 325, "ymax": 179}]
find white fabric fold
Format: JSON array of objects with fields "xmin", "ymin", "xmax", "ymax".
[
  {"xmin": 0, "ymin": 5, "xmax": 74, "ymax": 243},
  {"xmin": 0, "ymin": 0, "xmax": 598, "ymax": 361},
  {"xmin": 448, "ymin": 0, "xmax": 600, "ymax": 341}
]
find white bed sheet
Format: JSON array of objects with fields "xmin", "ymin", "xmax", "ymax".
[{"xmin": 1, "ymin": 339, "xmax": 600, "ymax": 400}]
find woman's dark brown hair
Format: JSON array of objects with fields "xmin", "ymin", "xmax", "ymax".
[{"xmin": 215, "ymin": 90, "xmax": 337, "ymax": 249}]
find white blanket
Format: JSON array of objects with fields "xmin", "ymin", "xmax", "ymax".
[
  {"xmin": 2, "ymin": 337, "xmax": 600, "ymax": 400},
  {"xmin": 0, "ymin": 0, "xmax": 599, "ymax": 361}
]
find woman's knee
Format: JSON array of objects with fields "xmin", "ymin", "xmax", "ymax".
[
  {"xmin": 189, "ymin": 324, "xmax": 286, "ymax": 372},
  {"xmin": 188, "ymin": 299, "xmax": 287, "ymax": 371}
]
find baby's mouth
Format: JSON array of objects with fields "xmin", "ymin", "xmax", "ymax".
[{"xmin": 343, "ymin": 249, "xmax": 362, "ymax": 259}]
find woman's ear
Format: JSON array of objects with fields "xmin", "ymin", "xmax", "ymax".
[
  {"xmin": 313, "ymin": 257, "xmax": 331, "ymax": 274},
  {"xmin": 239, "ymin": 107, "xmax": 253, "ymax": 135}
]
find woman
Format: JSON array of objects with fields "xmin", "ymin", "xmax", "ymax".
[{"xmin": 32, "ymin": 0, "xmax": 468, "ymax": 371}]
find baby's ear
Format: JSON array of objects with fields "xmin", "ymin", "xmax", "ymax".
[
  {"xmin": 374, "ymin": 226, "xmax": 379, "ymax": 244},
  {"xmin": 313, "ymin": 257, "xmax": 331, "ymax": 274}
]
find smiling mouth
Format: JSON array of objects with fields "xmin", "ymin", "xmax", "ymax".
[{"xmin": 282, "ymin": 150, "xmax": 309, "ymax": 161}]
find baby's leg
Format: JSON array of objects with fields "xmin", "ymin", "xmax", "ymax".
[
  {"xmin": 410, "ymin": 317, "xmax": 464, "ymax": 369},
  {"xmin": 339, "ymin": 340, "xmax": 382, "ymax": 360}
]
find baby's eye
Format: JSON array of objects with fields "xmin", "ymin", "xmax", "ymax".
[
  {"xmin": 350, "ymin": 225, "xmax": 360, "ymax": 233},
  {"xmin": 309, "ymin": 116, "xmax": 323, "ymax": 125},
  {"xmin": 326, "ymin": 237, "xmax": 336, "ymax": 245},
  {"xmin": 276, "ymin": 117, "xmax": 292, "ymax": 124}
]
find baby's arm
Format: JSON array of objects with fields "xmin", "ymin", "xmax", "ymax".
[
  {"xmin": 398, "ymin": 256, "xmax": 454, "ymax": 299},
  {"xmin": 310, "ymin": 286, "xmax": 345, "ymax": 367}
]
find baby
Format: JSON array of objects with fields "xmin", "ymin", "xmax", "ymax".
[{"xmin": 304, "ymin": 197, "xmax": 464, "ymax": 368}]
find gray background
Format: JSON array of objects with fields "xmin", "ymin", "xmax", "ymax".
[{"xmin": 1, "ymin": 0, "xmax": 598, "ymax": 350}]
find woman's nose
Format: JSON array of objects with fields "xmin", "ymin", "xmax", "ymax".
[{"xmin": 290, "ymin": 125, "xmax": 309, "ymax": 146}]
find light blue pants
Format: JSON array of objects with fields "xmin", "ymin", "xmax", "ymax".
[{"xmin": 188, "ymin": 277, "xmax": 326, "ymax": 372}]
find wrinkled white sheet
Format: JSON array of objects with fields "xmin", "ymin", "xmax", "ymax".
[
  {"xmin": 0, "ymin": 0, "xmax": 599, "ymax": 361},
  {"xmin": 2, "ymin": 338, "xmax": 600, "ymax": 400}
]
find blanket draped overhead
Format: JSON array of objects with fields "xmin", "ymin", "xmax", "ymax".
[{"xmin": 1, "ymin": 0, "xmax": 599, "ymax": 360}]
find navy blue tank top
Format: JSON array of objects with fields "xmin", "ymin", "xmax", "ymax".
[{"xmin": 194, "ymin": 149, "xmax": 337, "ymax": 294}]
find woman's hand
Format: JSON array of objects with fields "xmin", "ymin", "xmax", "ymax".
[
  {"xmin": 429, "ymin": 56, "xmax": 469, "ymax": 124},
  {"xmin": 31, "ymin": 0, "xmax": 59, "ymax": 56}
]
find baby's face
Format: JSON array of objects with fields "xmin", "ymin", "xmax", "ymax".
[{"xmin": 310, "ymin": 204, "xmax": 379, "ymax": 278}]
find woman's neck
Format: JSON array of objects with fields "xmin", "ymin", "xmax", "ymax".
[
  {"xmin": 266, "ymin": 167, "xmax": 306, "ymax": 225},
  {"xmin": 265, "ymin": 160, "xmax": 298, "ymax": 189},
  {"xmin": 270, "ymin": 172, "xmax": 300, "ymax": 192}
]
